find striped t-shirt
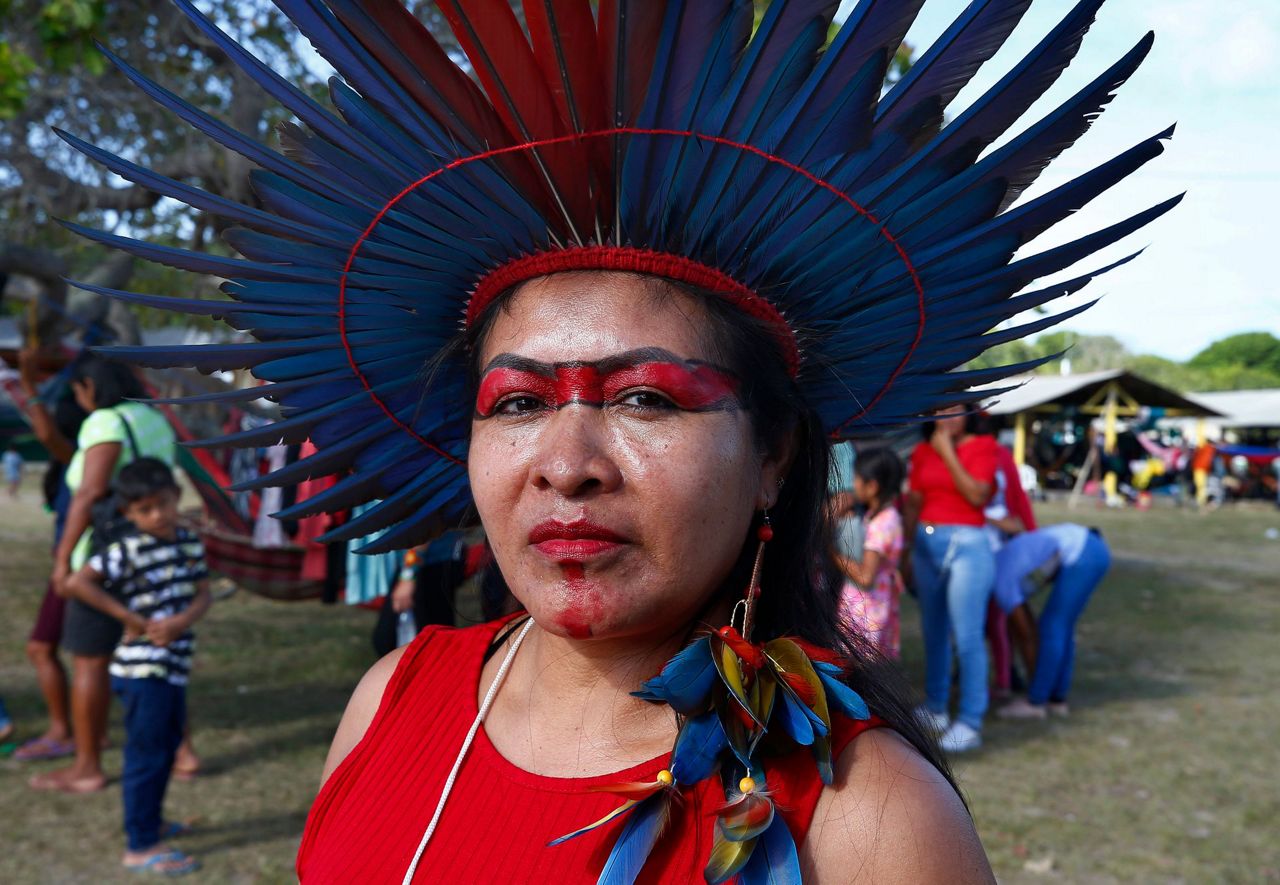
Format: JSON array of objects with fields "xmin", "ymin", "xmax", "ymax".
[{"xmin": 88, "ymin": 527, "xmax": 208, "ymax": 685}]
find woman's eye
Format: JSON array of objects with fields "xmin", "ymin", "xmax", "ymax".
[
  {"xmin": 494, "ymin": 395, "xmax": 547, "ymax": 415},
  {"xmin": 617, "ymin": 390, "xmax": 676, "ymax": 410}
]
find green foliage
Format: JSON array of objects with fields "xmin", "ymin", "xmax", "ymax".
[
  {"xmin": 36, "ymin": 0, "xmax": 107, "ymax": 74},
  {"xmin": 1189, "ymin": 332, "xmax": 1280, "ymax": 377},
  {"xmin": 0, "ymin": 39, "xmax": 37, "ymax": 118},
  {"xmin": 969, "ymin": 331, "xmax": 1280, "ymax": 391}
]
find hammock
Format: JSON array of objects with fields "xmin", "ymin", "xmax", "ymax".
[{"xmin": 146, "ymin": 384, "xmax": 326, "ymax": 602}]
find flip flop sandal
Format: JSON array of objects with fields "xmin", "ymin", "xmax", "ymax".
[
  {"xmin": 14, "ymin": 736, "xmax": 75, "ymax": 761},
  {"xmin": 124, "ymin": 851, "xmax": 200, "ymax": 877}
]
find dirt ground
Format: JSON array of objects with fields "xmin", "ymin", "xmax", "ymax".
[{"xmin": 1, "ymin": 474, "xmax": 1277, "ymax": 883}]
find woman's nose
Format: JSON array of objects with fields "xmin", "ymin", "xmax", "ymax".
[{"xmin": 529, "ymin": 407, "xmax": 623, "ymax": 497}]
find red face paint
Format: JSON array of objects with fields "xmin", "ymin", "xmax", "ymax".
[
  {"xmin": 475, "ymin": 350, "xmax": 740, "ymax": 417},
  {"xmin": 557, "ymin": 563, "xmax": 596, "ymax": 639}
]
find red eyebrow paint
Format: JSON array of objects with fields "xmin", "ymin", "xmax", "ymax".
[{"xmin": 475, "ymin": 357, "xmax": 739, "ymax": 416}]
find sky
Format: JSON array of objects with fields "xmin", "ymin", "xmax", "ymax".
[{"xmin": 840, "ymin": 0, "xmax": 1280, "ymax": 361}]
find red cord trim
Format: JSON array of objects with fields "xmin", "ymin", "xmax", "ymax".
[{"xmin": 337, "ymin": 127, "xmax": 926, "ymax": 455}]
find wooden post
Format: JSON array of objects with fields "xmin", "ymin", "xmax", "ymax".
[
  {"xmin": 1102, "ymin": 384, "xmax": 1120, "ymax": 506},
  {"xmin": 1013, "ymin": 412, "xmax": 1027, "ymax": 466}
]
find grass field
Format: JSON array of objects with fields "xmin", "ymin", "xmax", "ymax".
[{"xmin": 2, "ymin": 476, "xmax": 1278, "ymax": 883}]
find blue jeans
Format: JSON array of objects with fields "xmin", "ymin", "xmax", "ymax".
[
  {"xmin": 1029, "ymin": 533, "xmax": 1111, "ymax": 704},
  {"xmin": 913, "ymin": 524, "xmax": 996, "ymax": 729},
  {"xmin": 112, "ymin": 676, "xmax": 186, "ymax": 851}
]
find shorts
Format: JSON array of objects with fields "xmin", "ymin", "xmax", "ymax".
[
  {"xmin": 30, "ymin": 580, "xmax": 67, "ymax": 646},
  {"xmin": 62, "ymin": 598, "xmax": 123, "ymax": 657}
]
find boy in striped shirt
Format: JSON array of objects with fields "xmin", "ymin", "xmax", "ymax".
[{"xmin": 67, "ymin": 458, "xmax": 210, "ymax": 876}]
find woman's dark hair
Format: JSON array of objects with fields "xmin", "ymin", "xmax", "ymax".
[
  {"xmin": 70, "ymin": 354, "xmax": 146, "ymax": 410},
  {"xmin": 853, "ymin": 446, "xmax": 905, "ymax": 508},
  {"xmin": 465, "ymin": 273, "xmax": 959, "ymax": 800}
]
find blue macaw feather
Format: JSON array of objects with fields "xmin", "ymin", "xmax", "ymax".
[
  {"xmin": 553, "ymin": 790, "xmax": 670, "ymax": 885},
  {"xmin": 777, "ymin": 689, "xmax": 816, "ymax": 746},
  {"xmin": 738, "ymin": 816, "xmax": 802, "ymax": 885},
  {"xmin": 877, "ymin": 0, "xmax": 1105, "ymax": 205},
  {"xmin": 94, "ymin": 44, "xmax": 352, "ymax": 205},
  {"xmin": 632, "ymin": 635, "xmax": 716, "ymax": 716},
  {"xmin": 816, "ymin": 671, "xmax": 870, "ymax": 722},
  {"xmin": 670, "ymin": 710, "xmax": 728, "ymax": 784},
  {"xmin": 58, "ymin": 220, "xmax": 335, "ymax": 285},
  {"xmin": 722, "ymin": 0, "xmax": 839, "ymax": 135},
  {"xmin": 875, "ymin": 0, "xmax": 1032, "ymax": 132},
  {"xmin": 52, "ymin": 128, "xmax": 346, "ymax": 247}
]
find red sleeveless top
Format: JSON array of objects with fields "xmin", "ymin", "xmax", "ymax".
[{"xmin": 298, "ymin": 619, "xmax": 884, "ymax": 883}]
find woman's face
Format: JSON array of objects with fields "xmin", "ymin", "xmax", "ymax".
[
  {"xmin": 469, "ymin": 272, "xmax": 787, "ymax": 642},
  {"xmin": 934, "ymin": 404, "xmax": 966, "ymax": 438}
]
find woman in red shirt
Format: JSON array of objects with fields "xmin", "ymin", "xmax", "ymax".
[
  {"xmin": 905, "ymin": 407, "xmax": 999, "ymax": 753},
  {"xmin": 301, "ymin": 275, "xmax": 990, "ymax": 883}
]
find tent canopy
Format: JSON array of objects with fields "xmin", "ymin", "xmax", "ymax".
[
  {"xmin": 978, "ymin": 369, "xmax": 1222, "ymax": 418},
  {"xmin": 1186, "ymin": 389, "xmax": 1280, "ymax": 429}
]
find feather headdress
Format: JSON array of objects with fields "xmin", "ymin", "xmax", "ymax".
[{"xmin": 66, "ymin": 0, "xmax": 1177, "ymax": 550}]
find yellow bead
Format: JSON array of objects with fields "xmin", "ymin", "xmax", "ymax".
[
  {"xmin": 657, "ymin": 769, "xmax": 674, "ymax": 786},
  {"xmin": 738, "ymin": 776, "xmax": 757, "ymax": 794}
]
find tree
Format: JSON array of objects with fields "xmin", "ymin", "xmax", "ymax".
[
  {"xmin": 1188, "ymin": 332, "xmax": 1280, "ymax": 378},
  {"xmin": 2, "ymin": 1, "xmax": 912, "ymax": 347},
  {"xmin": 0, "ymin": 0, "xmax": 454, "ymax": 343}
]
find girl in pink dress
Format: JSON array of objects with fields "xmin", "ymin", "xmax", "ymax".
[{"xmin": 834, "ymin": 448, "xmax": 906, "ymax": 658}]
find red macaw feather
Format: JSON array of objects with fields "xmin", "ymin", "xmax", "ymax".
[
  {"xmin": 717, "ymin": 792, "xmax": 776, "ymax": 843},
  {"xmin": 549, "ymin": 798, "xmax": 640, "ymax": 845},
  {"xmin": 523, "ymin": 0, "xmax": 612, "ymax": 225},
  {"xmin": 778, "ymin": 669, "xmax": 817, "ymax": 707},
  {"xmin": 788, "ymin": 636, "xmax": 846, "ymax": 667},
  {"xmin": 590, "ymin": 780, "xmax": 666, "ymax": 799},
  {"xmin": 597, "ymin": 0, "xmax": 667, "ymax": 126},
  {"xmin": 523, "ymin": 0, "xmax": 606, "ymax": 133},
  {"xmin": 765, "ymin": 639, "xmax": 831, "ymax": 732},
  {"xmin": 340, "ymin": 0, "xmax": 508, "ymax": 150},
  {"xmin": 717, "ymin": 625, "xmax": 766, "ymax": 670},
  {"xmin": 435, "ymin": 0, "xmax": 591, "ymax": 236}
]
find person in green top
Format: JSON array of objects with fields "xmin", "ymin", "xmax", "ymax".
[{"xmin": 31, "ymin": 355, "xmax": 180, "ymax": 794}]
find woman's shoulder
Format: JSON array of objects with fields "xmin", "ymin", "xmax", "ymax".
[
  {"xmin": 77, "ymin": 407, "xmax": 127, "ymax": 447},
  {"xmin": 803, "ymin": 728, "xmax": 993, "ymax": 883}
]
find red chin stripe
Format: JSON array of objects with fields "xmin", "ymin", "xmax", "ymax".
[{"xmin": 467, "ymin": 246, "xmax": 801, "ymax": 378}]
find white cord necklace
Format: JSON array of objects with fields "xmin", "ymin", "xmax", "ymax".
[{"xmin": 401, "ymin": 617, "xmax": 535, "ymax": 885}]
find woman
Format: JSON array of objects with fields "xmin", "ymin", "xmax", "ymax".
[
  {"xmin": 303, "ymin": 272, "xmax": 988, "ymax": 882},
  {"xmin": 904, "ymin": 408, "xmax": 999, "ymax": 754},
  {"xmin": 13, "ymin": 349, "xmax": 82, "ymax": 762},
  {"xmin": 70, "ymin": 0, "xmax": 1169, "ymax": 878},
  {"xmin": 30, "ymin": 355, "xmax": 179, "ymax": 793}
]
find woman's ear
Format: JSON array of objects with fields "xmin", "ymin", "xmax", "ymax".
[{"xmin": 756, "ymin": 427, "xmax": 800, "ymax": 511}]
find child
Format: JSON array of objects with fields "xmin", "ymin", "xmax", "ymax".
[
  {"xmin": 66, "ymin": 458, "xmax": 210, "ymax": 876},
  {"xmin": 832, "ymin": 447, "xmax": 905, "ymax": 658}
]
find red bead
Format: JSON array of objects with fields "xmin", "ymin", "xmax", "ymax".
[{"xmin": 757, "ymin": 525, "xmax": 774, "ymax": 542}]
